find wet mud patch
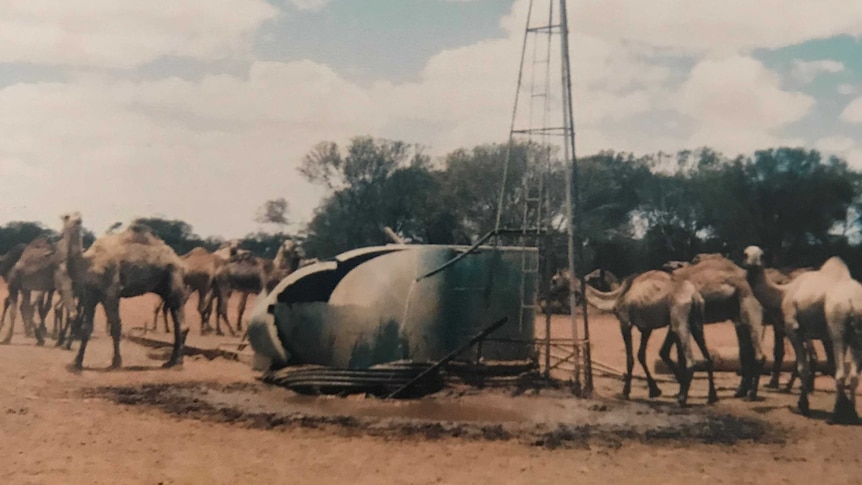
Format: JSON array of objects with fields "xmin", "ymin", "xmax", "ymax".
[{"xmin": 86, "ymin": 382, "xmax": 782, "ymax": 450}]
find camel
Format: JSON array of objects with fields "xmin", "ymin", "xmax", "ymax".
[
  {"xmin": 822, "ymin": 277, "xmax": 862, "ymax": 424},
  {"xmin": 0, "ymin": 243, "xmax": 26, "ymax": 332},
  {"xmin": 221, "ymin": 252, "xmax": 271, "ymax": 332},
  {"xmin": 751, "ymin": 251, "xmax": 853, "ymax": 417},
  {"xmin": 64, "ymin": 220, "xmax": 187, "ymax": 369},
  {"xmin": 547, "ymin": 268, "xmax": 621, "ymax": 313},
  {"xmin": 214, "ymin": 239, "xmax": 301, "ymax": 332},
  {"xmin": 742, "ymin": 246, "xmax": 833, "ymax": 390},
  {"xmin": 582, "ymin": 270, "xmax": 717, "ymax": 406},
  {"xmin": 1, "ymin": 244, "xmax": 71, "ymax": 341},
  {"xmin": 2, "ymin": 216, "xmax": 79, "ymax": 346},
  {"xmin": 670, "ymin": 256, "xmax": 766, "ymax": 400},
  {"xmin": 152, "ymin": 246, "xmax": 234, "ymax": 336}
]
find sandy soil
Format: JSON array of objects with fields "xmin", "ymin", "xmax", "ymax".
[{"xmin": 0, "ymin": 288, "xmax": 860, "ymax": 485}]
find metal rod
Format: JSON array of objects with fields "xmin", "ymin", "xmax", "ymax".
[
  {"xmin": 386, "ymin": 317, "xmax": 508, "ymax": 399},
  {"xmin": 559, "ymin": 0, "xmax": 592, "ymax": 396},
  {"xmin": 494, "ymin": 0, "xmax": 535, "ymax": 235},
  {"xmin": 557, "ymin": 0, "xmax": 580, "ymax": 395},
  {"xmin": 414, "ymin": 229, "xmax": 527, "ymax": 282},
  {"xmin": 382, "ymin": 226, "xmax": 406, "ymax": 244}
]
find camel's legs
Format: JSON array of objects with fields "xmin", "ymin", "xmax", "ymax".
[
  {"xmin": 689, "ymin": 318, "xmax": 718, "ymax": 404},
  {"xmin": 658, "ymin": 330, "xmax": 681, "ymax": 382},
  {"xmin": 151, "ymin": 301, "xmax": 162, "ymax": 332},
  {"xmin": 620, "ymin": 321, "xmax": 634, "ymax": 399},
  {"xmin": 52, "ymin": 297, "xmax": 64, "ymax": 340},
  {"xmin": 784, "ymin": 316, "xmax": 812, "ymax": 416},
  {"xmin": 0, "ymin": 296, "xmax": 9, "ymax": 333},
  {"xmin": 162, "ymin": 303, "xmax": 170, "ymax": 333},
  {"xmin": 195, "ymin": 287, "xmax": 211, "ymax": 335},
  {"xmin": 201, "ymin": 287, "xmax": 217, "ymax": 334},
  {"xmin": 73, "ymin": 301, "xmax": 97, "ymax": 370},
  {"xmin": 728, "ymin": 296, "xmax": 766, "ymax": 400},
  {"xmin": 215, "ymin": 289, "xmax": 236, "ymax": 337},
  {"xmin": 20, "ymin": 291, "xmax": 45, "ymax": 345},
  {"xmin": 103, "ymin": 297, "xmax": 123, "ymax": 369},
  {"xmin": 732, "ymin": 321, "xmax": 760, "ymax": 400},
  {"xmin": 236, "ymin": 292, "xmax": 250, "ymax": 331},
  {"xmin": 164, "ymin": 305, "xmax": 188, "ymax": 368},
  {"xmin": 636, "ymin": 328, "xmax": 661, "ymax": 398},
  {"xmin": 0, "ymin": 292, "xmax": 16, "ymax": 344},
  {"xmin": 766, "ymin": 317, "xmax": 785, "ymax": 389}
]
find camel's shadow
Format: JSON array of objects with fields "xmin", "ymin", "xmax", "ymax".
[
  {"xmin": 787, "ymin": 406, "xmax": 862, "ymax": 426},
  {"xmin": 65, "ymin": 363, "xmax": 180, "ymax": 374}
]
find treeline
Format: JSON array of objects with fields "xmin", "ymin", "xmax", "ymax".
[
  {"xmin": 296, "ymin": 137, "xmax": 862, "ymax": 277},
  {"xmin": 0, "ymin": 219, "xmax": 291, "ymax": 261},
  {"xmin": 2, "ymin": 137, "xmax": 860, "ymax": 280}
]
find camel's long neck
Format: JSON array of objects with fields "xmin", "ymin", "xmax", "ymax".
[
  {"xmin": 745, "ymin": 265, "xmax": 785, "ymax": 309},
  {"xmin": 583, "ymin": 284, "xmax": 621, "ymax": 312},
  {"xmin": 56, "ymin": 226, "xmax": 86, "ymax": 320}
]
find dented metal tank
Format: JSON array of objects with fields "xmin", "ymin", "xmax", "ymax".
[{"xmin": 247, "ymin": 244, "xmax": 537, "ymax": 370}]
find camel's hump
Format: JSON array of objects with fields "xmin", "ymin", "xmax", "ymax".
[{"xmin": 819, "ymin": 256, "xmax": 851, "ymax": 281}]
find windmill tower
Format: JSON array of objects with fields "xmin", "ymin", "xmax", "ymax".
[{"xmin": 492, "ymin": 0, "xmax": 592, "ymax": 395}]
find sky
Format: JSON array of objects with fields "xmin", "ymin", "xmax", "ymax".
[{"xmin": 1, "ymin": 0, "xmax": 861, "ymax": 239}]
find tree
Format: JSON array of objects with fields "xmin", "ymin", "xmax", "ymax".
[
  {"xmin": 132, "ymin": 217, "xmax": 204, "ymax": 255},
  {"xmin": 0, "ymin": 221, "xmax": 55, "ymax": 254},
  {"xmin": 255, "ymin": 198, "xmax": 290, "ymax": 231},
  {"xmin": 300, "ymin": 136, "xmax": 457, "ymax": 257}
]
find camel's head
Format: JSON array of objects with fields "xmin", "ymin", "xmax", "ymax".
[
  {"xmin": 280, "ymin": 238, "xmax": 297, "ymax": 255},
  {"xmin": 226, "ymin": 239, "xmax": 241, "ymax": 256},
  {"xmin": 549, "ymin": 269, "xmax": 570, "ymax": 293},
  {"xmin": 742, "ymin": 245, "xmax": 765, "ymax": 268},
  {"xmin": 60, "ymin": 211, "xmax": 82, "ymax": 229},
  {"xmin": 661, "ymin": 260, "xmax": 689, "ymax": 272}
]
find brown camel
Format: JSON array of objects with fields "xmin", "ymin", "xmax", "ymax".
[
  {"xmin": 582, "ymin": 270, "xmax": 717, "ymax": 406},
  {"xmin": 822, "ymin": 277, "xmax": 862, "ymax": 424},
  {"xmin": 215, "ymin": 239, "xmax": 300, "ymax": 332},
  {"xmin": 2, "ymin": 215, "xmax": 79, "ymax": 346},
  {"xmin": 221, "ymin": 251, "xmax": 270, "ymax": 331},
  {"xmin": 744, "ymin": 248, "xmax": 851, "ymax": 417},
  {"xmin": 547, "ymin": 268, "xmax": 621, "ymax": 314},
  {"xmin": 152, "ymin": 246, "xmax": 234, "ymax": 336},
  {"xmin": 741, "ymin": 246, "xmax": 829, "ymax": 390},
  {"xmin": 0, "ymin": 243, "xmax": 27, "ymax": 332},
  {"xmin": 64, "ymin": 220, "xmax": 187, "ymax": 369},
  {"xmin": 670, "ymin": 256, "xmax": 766, "ymax": 400}
]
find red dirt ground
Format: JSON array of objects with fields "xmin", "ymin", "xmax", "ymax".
[{"xmin": 0, "ymin": 284, "xmax": 859, "ymax": 484}]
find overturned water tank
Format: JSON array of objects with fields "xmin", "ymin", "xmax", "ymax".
[{"xmin": 247, "ymin": 244, "xmax": 538, "ymax": 370}]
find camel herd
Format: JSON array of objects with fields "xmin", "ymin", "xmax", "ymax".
[
  {"xmin": 553, "ymin": 248, "xmax": 862, "ymax": 425},
  {"xmin": 0, "ymin": 212, "xmax": 309, "ymax": 371},
  {"xmin": 0, "ymin": 212, "xmax": 859, "ymax": 426}
]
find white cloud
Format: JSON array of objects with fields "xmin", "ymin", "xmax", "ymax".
[
  {"xmin": 0, "ymin": 0, "xmax": 857, "ymax": 238},
  {"xmin": 288, "ymin": 0, "xmax": 330, "ymax": 11},
  {"xmin": 816, "ymin": 135, "xmax": 856, "ymax": 153},
  {"xmin": 0, "ymin": 62, "xmax": 379, "ymax": 237},
  {"xmin": 841, "ymin": 96, "xmax": 862, "ymax": 123},
  {"xmin": 791, "ymin": 59, "xmax": 845, "ymax": 83},
  {"xmin": 674, "ymin": 56, "xmax": 814, "ymax": 153},
  {"xmin": 838, "ymin": 84, "xmax": 859, "ymax": 95},
  {"xmin": 570, "ymin": 1, "xmax": 862, "ymax": 55},
  {"xmin": 0, "ymin": 0, "xmax": 277, "ymax": 68},
  {"xmin": 815, "ymin": 136, "xmax": 862, "ymax": 171}
]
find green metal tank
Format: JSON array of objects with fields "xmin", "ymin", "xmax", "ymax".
[{"xmin": 247, "ymin": 244, "xmax": 537, "ymax": 370}]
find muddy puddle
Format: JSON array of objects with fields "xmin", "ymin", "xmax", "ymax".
[{"xmin": 88, "ymin": 381, "xmax": 780, "ymax": 449}]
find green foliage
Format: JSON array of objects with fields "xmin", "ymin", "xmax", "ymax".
[
  {"xmin": 237, "ymin": 232, "xmax": 292, "ymax": 259},
  {"xmin": 255, "ymin": 198, "xmax": 290, "ymax": 229},
  {"xmin": 294, "ymin": 138, "xmax": 862, "ymax": 272},
  {"xmin": 300, "ymin": 136, "xmax": 457, "ymax": 258},
  {"xmin": 0, "ymin": 221, "xmax": 55, "ymax": 255},
  {"xmin": 132, "ymin": 217, "xmax": 206, "ymax": 256}
]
